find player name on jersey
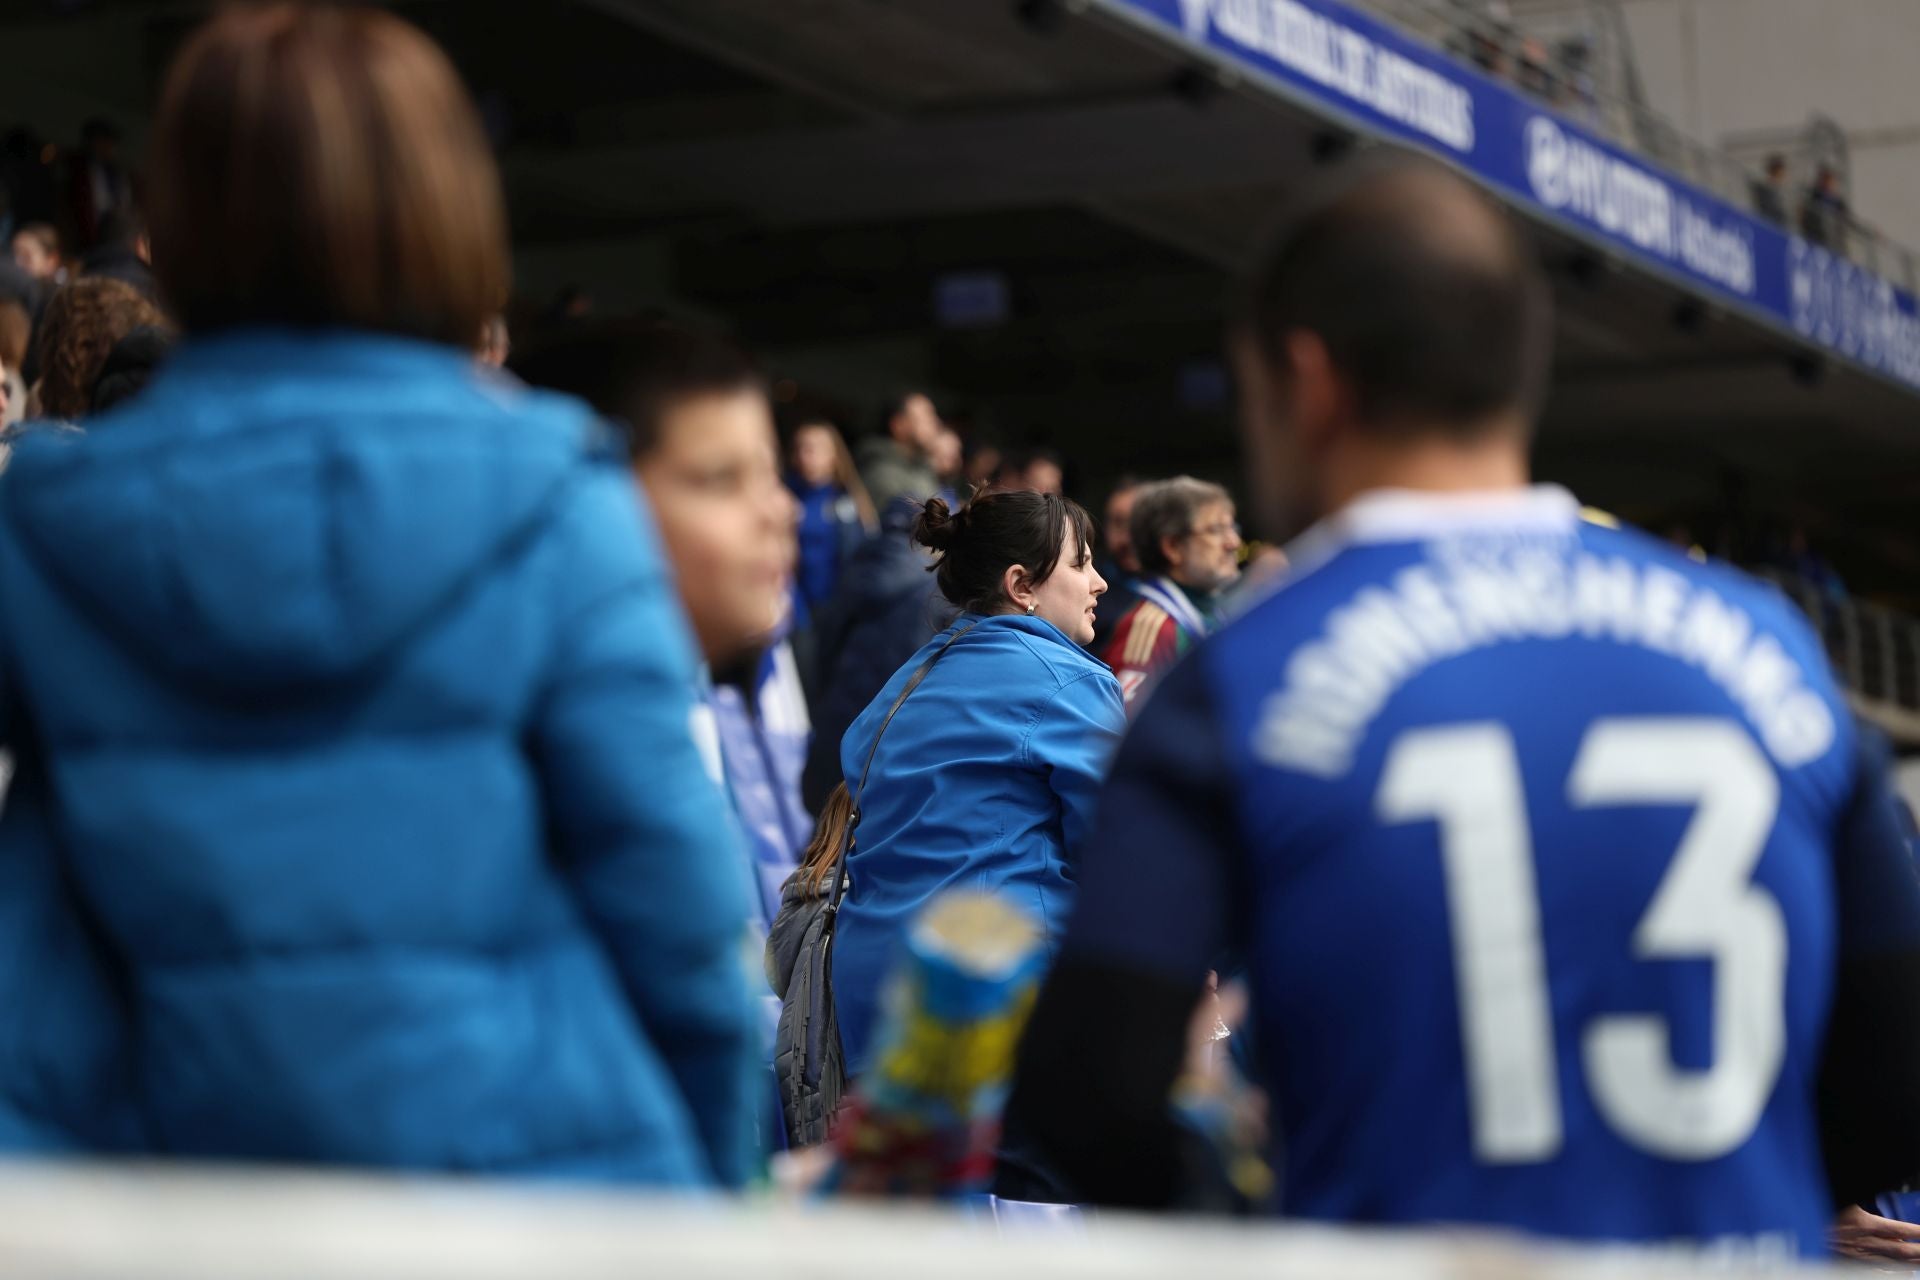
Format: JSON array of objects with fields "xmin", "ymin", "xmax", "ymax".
[{"xmin": 1255, "ymin": 541, "xmax": 1836, "ymax": 779}]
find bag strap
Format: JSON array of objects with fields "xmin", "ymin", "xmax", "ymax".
[{"xmin": 828, "ymin": 618, "xmax": 981, "ymax": 912}]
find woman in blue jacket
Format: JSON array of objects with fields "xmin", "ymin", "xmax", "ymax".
[
  {"xmin": 786, "ymin": 420, "xmax": 874, "ymax": 623},
  {"xmin": 830, "ymin": 490, "xmax": 1125, "ymax": 1077},
  {"xmin": 0, "ymin": 4, "xmax": 757, "ymax": 1185}
]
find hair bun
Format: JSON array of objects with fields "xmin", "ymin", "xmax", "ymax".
[{"xmin": 912, "ymin": 496, "xmax": 959, "ymax": 553}]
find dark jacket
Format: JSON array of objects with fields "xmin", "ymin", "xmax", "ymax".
[
  {"xmin": 800, "ymin": 515, "xmax": 952, "ymax": 812},
  {"xmin": 855, "ymin": 436, "xmax": 939, "ymax": 514},
  {"xmin": 764, "ymin": 868, "xmax": 844, "ymax": 1147},
  {"xmin": 0, "ymin": 329, "xmax": 759, "ymax": 1183}
]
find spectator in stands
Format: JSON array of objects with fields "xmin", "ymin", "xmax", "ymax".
[
  {"xmin": 1803, "ymin": 165, "xmax": 1850, "ymax": 253},
  {"xmin": 0, "ymin": 4, "xmax": 759, "ymax": 1185},
  {"xmin": 512, "ymin": 319, "xmax": 806, "ymax": 927},
  {"xmin": 786, "ymin": 419, "xmax": 875, "ymax": 623},
  {"xmin": 1773, "ymin": 521, "xmax": 1848, "ymax": 611},
  {"xmin": 1754, "ymin": 154, "xmax": 1791, "ymax": 226},
  {"xmin": 11, "ymin": 222, "xmax": 61, "ymax": 284},
  {"xmin": 1100, "ymin": 476, "xmax": 1241, "ymax": 704},
  {"xmin": 811, "ymin": 489, "xmax": 1122, "ymax": 1085},
  {"xmin": 64, "ymin": 118, "xmax": 131, "ymax": 253},
  {"xmin": 30, "ymin": 277, "xmax": 167, "ymax": 421},
  {"xmin": 858, "ymin": 390, "xmax": 944, "ymax": 511},
  {"xmin": 88, "ymin": 325, "xmax": 173, "ymax": 416},
  {"xmin": 991, "ymin": 447, "xmax": 1066, "ymax": 495},
  {"xmin": 1464, "ymin": 27, "xmax": 1506, "ymax": 78},
  {"xmin": 476, "ymin": 313, "xmax": 510, "ymax": 368},
  {"xmin": 1555, "ymin": 37, "xmax": 1597, "ymax": 123},
  {"xmin": 1010, "ymin": 149, "xmax": 1920, "ymax": 1252},
  {"xmin": 929, "ymin": 423, "xmax": 966, "ymax": 499},
  {"xmin": 1517, "ymin": 36, "xmax": 1553, "ymax": 100},
  {"xmin": 1090, "ymin": 475, "xmax": 1145, "ymax": 656},
  {"xmin": 965, "ymin": 434, "xmax": 1004, "ymax": 496},
  {"xmin": 78, "ymin": 208, "xmax": 155, "ymax": 299},
  {"xmin": 0, "ymin": 299, "xmax": 28, "ymax": 426},
  {"xmin": 1025, "ymin": 449, "xmax": 1064, "ymax": 496},
  {"xmin": 798, "ymin": 496, "xmax": 951, "ymax": 813}
]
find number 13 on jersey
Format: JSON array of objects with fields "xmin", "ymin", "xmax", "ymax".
[{"xmin": 1377, "ymin": 718, "xmax": 1785, "ymax": 1164}]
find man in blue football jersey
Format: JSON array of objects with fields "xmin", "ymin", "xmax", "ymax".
[{"xmin": 1005, "ymin": 151, "xmax": 1920, "ymax": 1255}]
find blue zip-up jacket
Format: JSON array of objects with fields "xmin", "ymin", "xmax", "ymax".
[
  {"xmin": 832, "ymin": 612, "xmax": 1124, "ymax": 1075},
  {"xmin": 0, "ymin": 330, "xmax": 759, "ymax": 1184}
]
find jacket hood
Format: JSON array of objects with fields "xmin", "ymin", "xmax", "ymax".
[{"xmin": 1, "ymin": 331, "xmax": 605, "ymax": 697}]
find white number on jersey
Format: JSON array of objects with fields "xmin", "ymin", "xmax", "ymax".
[{"xmin": 1377, "ymin": 718, "xmax": 1784, "ymax": 1163}]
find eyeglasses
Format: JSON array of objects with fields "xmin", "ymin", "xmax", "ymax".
[{"xmin": 1189, "ymin": 521, "xmax": 1240, "ymax": 540}]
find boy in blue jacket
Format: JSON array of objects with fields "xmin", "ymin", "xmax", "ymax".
[{"xmin": 513, "ymin": 320, "xmax": 806, "ymax": 926}]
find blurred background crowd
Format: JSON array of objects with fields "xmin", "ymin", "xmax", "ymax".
[{"xmin": 3, "ymin": 0, "xmax": 1920, "ymax": 1269}]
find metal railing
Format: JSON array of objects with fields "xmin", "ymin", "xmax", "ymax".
[
  {"xmin": 1347, "ymin": 0, "xmax": 1920, "ymax": 293},
  {"xmin": 1761, "ymin": 569, "xmax": 1920, "ymax": 726}
]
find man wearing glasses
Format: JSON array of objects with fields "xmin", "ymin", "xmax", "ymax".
[{"xmin": 1100, "ymin": 476, "xmax": 1241, "ymax": 704}]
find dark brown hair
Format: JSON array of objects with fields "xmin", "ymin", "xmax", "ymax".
[
  {"xmin": 1237, "ymin": 149, "xmax": 1551, "ymax": 436},
  {"xmin": 148, "ymin": 4, "xmax": 508, "ymax": 345},
  {"xmin": 912, "ymin": 490, "xmax": 1094, "ymax": 614},
  {"xmin": 35, "ymin": 278, "xmax": 168, "ymax": 420},
  {"xmin": 510, "ymin": 319, "xmax": 763, "ymax": 462}
]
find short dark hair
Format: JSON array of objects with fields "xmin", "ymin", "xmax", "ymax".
[
  {"xmin": 1131, "ymin": 476, "xmax": 1231, "ymax": 576},
  {"xmin": 1237, "ymin": 150, "xmax": 1551, "ymax": 436},
  {"xmin": 509, "ymin": 318, "xmax": 763, "ymax": 461},
  {"xmin": 149, "ymin": 4, "xmax": 508, "ymax": 346},
  {"xmin": 912, "ymin": 490, "xmax": 1094, "ymax": 615}
]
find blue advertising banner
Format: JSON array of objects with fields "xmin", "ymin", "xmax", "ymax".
[{"xmin": 1091, "ymin": 0, "xmax": 1920, "ymax": 392}]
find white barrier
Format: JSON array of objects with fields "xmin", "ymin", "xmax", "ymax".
[{"xmin": 0, "ymin": 1161, "xmax": 1824, "ymax": 1279}]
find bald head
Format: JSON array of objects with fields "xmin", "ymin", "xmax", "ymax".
[{"xmin": 1238, "ymin": 150, "xmax": 1552, "ymax": 436}]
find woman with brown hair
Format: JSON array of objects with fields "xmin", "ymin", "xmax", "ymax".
[
  {"xmin": 787, "ymin": 418, "xmax": 875, "ymax": 619},
  {"xmin": 0, "ymin": 5, "xmax": 758, "ymax": 1184},
  {"xmin": 805, "ymin": 490, "xmax": 1123, "ymax": 1081}
]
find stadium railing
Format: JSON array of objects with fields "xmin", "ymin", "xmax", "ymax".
[
  {"xmin": 1347, "ymin": 0, "xmax": 1920, "ymax": 294},
  {"xmin": 1761, "ymin": 569, "xmax": 1920, "ymax": 743},
  {"xmin": 0, "ymin": 1161, "xmax": 1825, "ymax": 1278}
]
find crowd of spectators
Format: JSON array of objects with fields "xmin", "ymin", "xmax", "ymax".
[
  {"xmin": 0, "ymin": 3, "xmax": 1918, "ymax": 1267},
  {"xmin": 0, "ymin": 116, "xmax": 167, "ymax": 449}
]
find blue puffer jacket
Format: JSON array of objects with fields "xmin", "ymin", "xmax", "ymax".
[
  {"xmin": 0, "ymin": 330, "xmax": 758, "ymax": 1184},
  {"xmin": 831, "ymin": 613, "xmax": 1125, "ymax": 1075}
]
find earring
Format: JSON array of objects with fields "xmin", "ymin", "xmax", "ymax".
[{"xmin": 1026, "ymin": 602, "xmax": 1036, "ymax": 615}]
